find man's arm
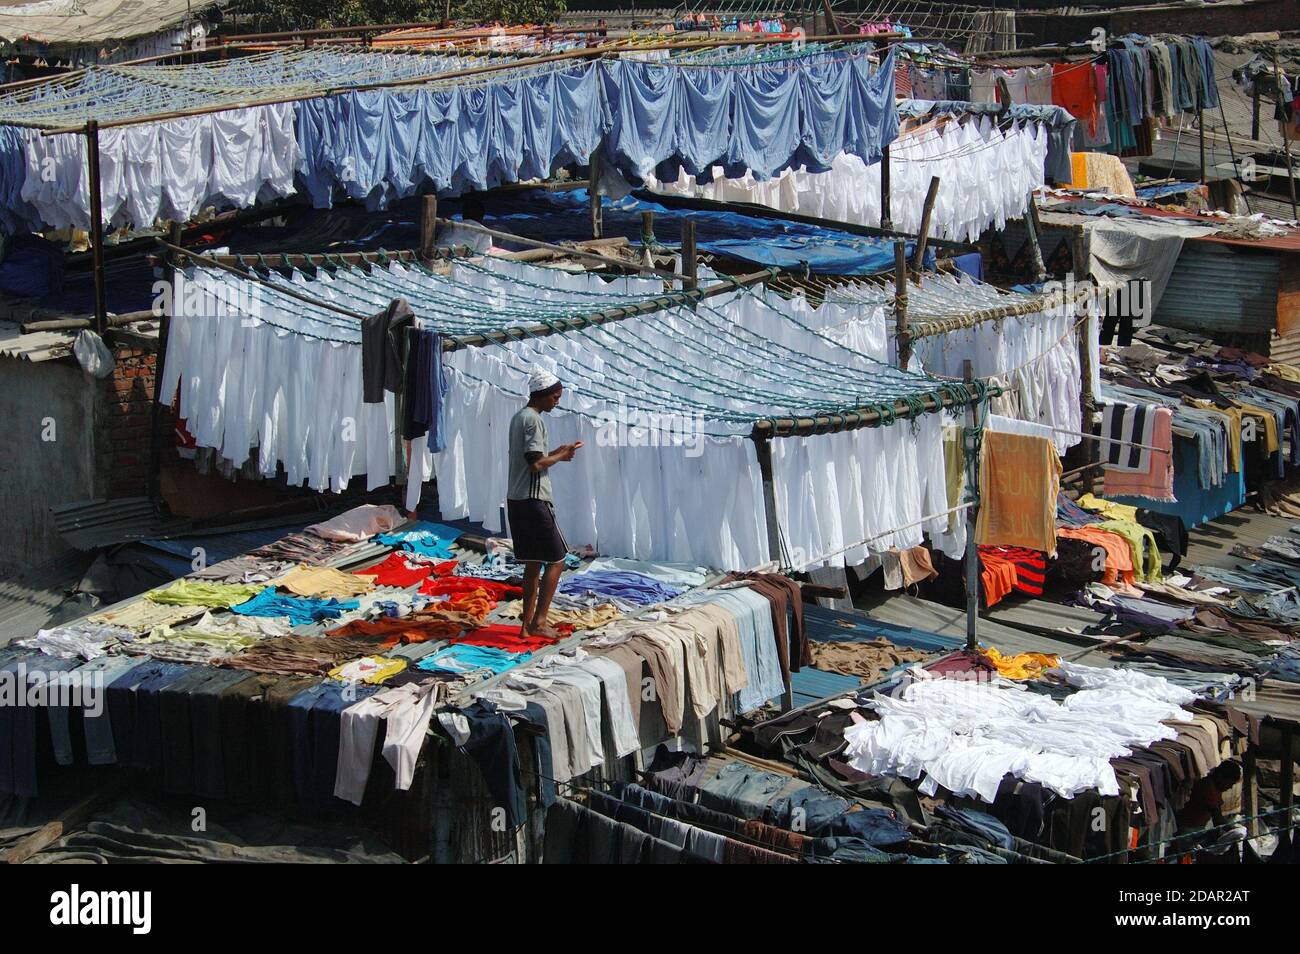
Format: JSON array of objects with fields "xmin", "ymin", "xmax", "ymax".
[{"xmin": 527, "ymin": 441, "xmax": 583, "ymax": 472}]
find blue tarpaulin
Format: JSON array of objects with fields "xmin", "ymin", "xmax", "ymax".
[{"xmin": 478, "ymin": 188, "xmax": 932, "ymax": 275}]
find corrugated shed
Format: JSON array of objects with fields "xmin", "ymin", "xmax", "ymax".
[
  {"xmin": 1153, "ymin": 243, "xmax": 1281, "ymax": 336},
  {"xmin": 863, "ymin": 594, "xmax": 1118, "ymax": 667},
  {"xmin": 0, "ymin": 552, "xmax": 92, "ymax": 644},
  {"xmin": 789, "ymin": 667, "xmax": 865, "ymax": 709},
  {"xmin": 0, "ymin": 0, "xmax": 221, "ymax": 45},
  {"xmin": 804, "ymin": 604, "xmax": 964, "ymax": 654},
  {"xmin": 50, "ymin": 497, "xmax": 176, "ymax": 550},
  {"xmin": 1269, "ymin": 328, "xmax": 1300, "ymax": 365},
  {"xmin": 0, "ymin": 320, "xmax": 76, "ymax": 363}
]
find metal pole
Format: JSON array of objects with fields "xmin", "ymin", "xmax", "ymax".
[
  {"xmin": 893, "ymin": 242, "xmax": 910, "ymax": 368},
  {"xmin": 963, "ymin": 359, "xmax": 980, "ymax": 652},
  {"xmin": 681, "ymin": 218, "xmax": 698, "ymax": 291},
  {"xmin": 912, "ymin": 175, "xmax": 941, "ymax": 274},
  {"xmin": 419, "ymin": 194, "xmax": 438, "ymax": 262},
  {"xmin": 1252, "ymin": 83, "xmax": 1261, "ymax": 141},
  {"xmin": 148, "ymin": 220, "xmax": 183, "ymax": 504},
  {"xmin": 85, "ymin": 120, "xmax": 108, "ymax": 335}
]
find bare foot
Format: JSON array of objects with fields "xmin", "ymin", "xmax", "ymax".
[{"xmin": 528, "ymin": 623, "xmax": 564, "ymax": 639}]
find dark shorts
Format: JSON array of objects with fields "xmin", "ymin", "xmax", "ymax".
[{"xmin": 507, "ymin": 498, "xmax": 568, "ymax": 564}]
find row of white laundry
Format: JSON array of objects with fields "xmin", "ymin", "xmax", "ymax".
[
  {"xmin": 16, "ymin": 102, "xmax": 298, "ymax": 231},
  {"xmin": 159, "ymin": 257, "xmax": 1079, "ymax": 571},
  {"xmin": 800, "ymin": 272, "xmax": 1083, "ymax": 455},
  {"xmin": 648, "ymin": 116, "xmax": 1048, "ymax": 243}
]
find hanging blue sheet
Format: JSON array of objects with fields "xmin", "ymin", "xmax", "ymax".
[{"xmin": 295, "ymin": 49, "xmax": 898, "ymax": 208}]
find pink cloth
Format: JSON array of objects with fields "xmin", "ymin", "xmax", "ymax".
[
  {"xmin": 307, "ymin": 504, "xmax": 405, "ymax": 543},
  {"xmin": 1103, "ymin": 407, "xmax": 1176, "ymax": 502}
]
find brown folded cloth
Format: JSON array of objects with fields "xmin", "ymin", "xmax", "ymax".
[{"xmin": 324, "ymin": 609, "xmax": 479, "ymax": 647}]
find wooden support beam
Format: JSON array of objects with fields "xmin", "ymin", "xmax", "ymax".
[
  {"xmin": 442, "ymin": 267, "xmax": 777, "ymax": 351},
  {"xmin": 637, "ymin": 189, "xmax": 970, "ymax": 249},
  {"xmin": 588, "ymin": 148, "xmax": 603, "ymax": 239},
  {"xmin": 3, "ymin": 775, "xmax": 128, "ymax": 864},
  {"xmin": 893, "ymin": 242, "xmax": 910, "ymax": 368},
  {"xmin": 963, "ymin": 359, "xmax": 979, "ymax": 652},
  {"xmin": 434, "ymin": 216, "xmax": 679, "ymax": 279},
  {"xmin": 149, "ymin": 221, "xmax": 183, "ymax": 503},
  {"xmin": 753, "ymin": 433, "xmax": 794, "ymax": 713},
  {"xmin": 911, "ymin": 175, "xmax": 941, "ymax": 275},
  {"xmin": 1198, "ymin": 106, "xmax": 1206, "ymax": 184},
  {"xmin": 1024, "ymin": 192, "xmax": 1048, "ymax": 283},
  {"xmin": 880, "ymin": 142, "xmax": 892, "ymax": 230},
  {"xmin": 1278, "ymin": 52, "xmax": 1299, "ymax": 219},
  {"xmin": 419, "ymin": 194, "xmax": 438, "ymax": 262},
  {"xmin": 85, "ymin": 120, "xmax": 108, "ymax": 335},
  {"xmin": 681, "ymin": 218, "xmax": 698, "ymax": 291}
]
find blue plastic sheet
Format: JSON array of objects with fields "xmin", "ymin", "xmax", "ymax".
[{"xmin": 479, "ymin": 189, "xmax": 932, "ymax": 276}]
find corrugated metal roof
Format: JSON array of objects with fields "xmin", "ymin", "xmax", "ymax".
[
  {"xmin": 1154, "ymin": 243, "xmax": 1281, "ymax": 335},
  {"xmin": 0, "ymin": 0, "xmax": 221, "ymax": 45},
  {"xmin": 862, "ymin": 594, "xmax": 1118, "ymax": 667},
  {"xmin": 789, "ymin": 667, "xmax": 863, "ymax": 709},
  {"xmin": 1183, "ymin": 506, "xmax": 1300, "ymax": 570},
  {"xmin": 1225, "ymin": 679, "xmax": 1300, "ymax": 728},
  {"xmin": 0, "ymin": 320, "xmax": 76, "ymax": 363},
  {"xmin": 0, "ymin": 551, "xmax": 92, "ymax": 644},
  {"xmin": 805, "ymin": 604, "xmax": 963, "ymax": 654},
  {"xmin": 50, "ymin": 497, "xmax": 179, "ymax": 550}
]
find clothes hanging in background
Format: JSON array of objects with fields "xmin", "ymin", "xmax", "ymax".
[{"xmin": 648, "ymin": 116, "xmax": 1048, "ymax": 244}]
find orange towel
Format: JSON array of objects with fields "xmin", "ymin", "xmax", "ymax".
[{"xmin": 975, "ymin": 431, "xmax": 1061, "ymax": 557}]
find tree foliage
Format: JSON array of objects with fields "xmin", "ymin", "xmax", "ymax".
[{"xmin": 226, "ymin": 0, "xmax": 568, "ymax": 32}]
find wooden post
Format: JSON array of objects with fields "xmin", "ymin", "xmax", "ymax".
[
  {"xmin": 85, "ymin": 120, "xmax": 108, "ymax": 335},
  {"xmin": 819, "ymin": 0, "xmax": 840, "ymax": 35},
  {"xmin": 640, "ymin": 210, "xmax": 655, "ymax": 267},
  {"xmin": 753, "ymin": 434, "xmax": 794, "ymax": 713},
  {"xmin": 1252, "ymin": 83, "xmax": 1261, "ymax": 141},
  {"xmin": 681, "ymin": 218, "xmax": 698, "ymax": 291},
  {"xmin": 1280, "ymin": 725, "xmax": 1295, "ymax": 846},
  {"xmin": 1197, "ymin": 106, "xmax": 1206, "ymax": 184},
  {"xmin": 1242, "ymin": 744, "xmax": 1258, "ymax": 840},
  {"xmin": 880, "ymin": 143, "xmax": 892, "ymax": 230},
  {"xmin": 1277, "ymin": 53, "xmax": 1299, "ymax": 219},
  {"xmin": 893, "ymin": 242, "xmax": 910, "ymax": 368},
  {"xmin": 911, "ymin": 176, "xmax": 941, "ymax": 274},
  {"xmin": 588, "ymin": 148, "xmax": 603, "ymax": 239},
  {"xmin": 1024, "ymin": 191, "xmax": 1048, "ymax": 283},
  {"xmin": 148, "ymin": 221, "xmax": 183, "ymax": 503},
  {"xmin": 1074, "ymin": 223, "xmax": 1098, "ymax": 491},
  {"xmin": 963, "ymin": 359, "xmax": 979, "ymax": 652},
  {"xmin": 419, "ymin": 194, "xmax": 438, "ymax": 261}
]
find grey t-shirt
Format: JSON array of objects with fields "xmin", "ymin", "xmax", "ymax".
[{"xmin": 508, "ymin": 406, "xmax": 551, "ymax": 502}]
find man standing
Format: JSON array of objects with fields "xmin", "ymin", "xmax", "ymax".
[{"xmin": 508, "ymin": 370, "xmax": 582, "ymax": 637}]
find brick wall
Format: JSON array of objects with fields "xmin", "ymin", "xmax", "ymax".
[{"xmin": 98, "ymin": 345, "xmax": 169, "ymax": 498}]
